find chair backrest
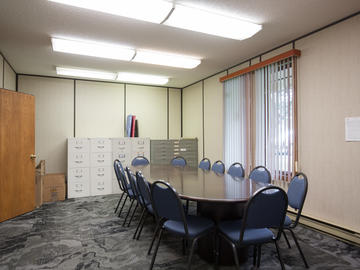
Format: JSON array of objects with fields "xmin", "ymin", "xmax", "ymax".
[
  {"xmin": 135, "ymin": 172, "xmax": 152, "ymax": 208},
  {"xmin": 125, "ymin": 167, "xmax": 140, "ymax": 200},
  {"xmin": 287, "ymin": 172, "xmax": 308, "ymax": 226},
  {"xmin": 240, "ymin": 186, "xmax": 288, "ymax": 242},
  {"xmin": 199, "ymin": 158, "xmax": 211, "ymax": 170},
  {"xmin": 211, "ymin": 160, "xmax": 225, "ymax": 174},
  {"xmin": 131, "ymin": 156, "xmax": 150, "ymax": 166},
  {"xmin": 249, "ymin": 166, "xmax": 271, "ymax": 184},
  {"xmin": 227, "ymin": 162, "xmax": 245, "ymax": 178},
  {"xmin": 151, "ymin": 181, "xmax": 188, "ymax": 234},
  {"xmin": 113, "ymin": 159, "xmax": 125, "ymax": 191},
  {"xmin": 171, "ymin": 156, "xmax": 187, "ymax": 167}
]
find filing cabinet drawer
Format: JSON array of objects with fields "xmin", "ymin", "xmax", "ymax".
[
  {"xmin": 91, "ymin": 178, "xmax": 111, "ymax": 196},
  {"xmin": 68, "ymin": 167, "xmax": 90, "ymax": 182},
  {"xmin": 68, "ymin": 180, "xmax": 90, "ymax": 198},
  {"xmin": 68, "ymin": 138, "xmax": 90, "ymax": 153},
  {"xmin": 112, "ymin": 178, "xmax": 121, "ymax": 194},
  {"xmin": 112, "ymin": 138, "xmax": 131, "ymax": 153},
  {"xmin": 90, "ymin": 138, "xmax": 111, "ymax": 152},
  {"xmin": 131, "ymin": 138, "xmax": 150, "ymax": 151},
  {"xmin": 68, "ymin": 152, "xmax": 90, "ymax": 168},
  {"xmin": 131, "ymin": 151, "xmax": 150, "ymax": 161},
  {"xmin": 90, "ymin": 152, "xmax": 111, "ymax": 167},
  {"xmin": 91, "ymin": 166, "xmax": 111, "ymax": 181}
]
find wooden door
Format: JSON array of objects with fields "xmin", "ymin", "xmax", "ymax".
[{"xmin": 0, "ymin": 89, "xmax": 35, "ymax": 222}]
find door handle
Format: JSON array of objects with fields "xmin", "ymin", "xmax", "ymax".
[{"xmin": 30, "ymin": 154, "xmax": 37, "ymax": 159}]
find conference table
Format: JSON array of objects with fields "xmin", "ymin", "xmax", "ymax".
[{"xmin": 130, "ymin": 164, "xmax": 268, "ymax": 265}]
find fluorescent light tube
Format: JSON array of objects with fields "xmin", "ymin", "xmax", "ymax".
[
  {"xmin": 49, "ymin": 0, "xmax": 173, "ymax": 24},
  {"xmin": 117, "ymin": 72, "xmax": 168, "ymax": 85},
  {"xmin": 56, "ymin": 67, "xmax": 117, "ymax": 80},
  {"xmin": 164, "ymin": 5, "xmax": 262, "ymax": 40},
  {"xmin": 134, "ymin": 50, "xmax": 201, "ymax": 69},
  {"xmin": 52, "ymin": 37, "xmax": 135, "ymax": 61}
]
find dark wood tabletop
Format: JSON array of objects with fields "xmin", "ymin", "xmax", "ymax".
[{"xmin": 130, "ymin": 164, "xmax": 268, "ymax": 203}]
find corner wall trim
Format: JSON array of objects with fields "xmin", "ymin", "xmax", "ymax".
[
  {"xmin": 73, "ymin": 80, "xmax": 76, "ymax": 137},
  {"xmin": 167, "ymin": 87, "xmax": 169, "ymax": 140},
  {"xmin": 124, "ymin": 84, "xmax": 127, "ymax": 134}
]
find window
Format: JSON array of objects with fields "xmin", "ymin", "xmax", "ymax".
[{"xmin": 224, "ymin": 55, "xmax": 297, "ymax": 181}]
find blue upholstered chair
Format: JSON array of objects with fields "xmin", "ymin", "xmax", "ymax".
[
  {"xmin": 114, "ymin": 160, "xmax": 135, "ymax": 218},
  {"xmin": 249, "ymin": 166, "xmax": 271, "ymax": 184},
  {"xmin": 124, "ymin": 167, "xmax": 143, "ymax": 227},
  {"xmin": 113, "ymin": 159, "xmax": 126, "ymax": 214},
  {"xmin": 282, "ymin": 172, "xmax": 309, "ymax": 268},
  {"xmin": 148, "ymin": 181, "xmax": 215, "ymax": 270},
  {"xmin": 171, "ymin": 156, "xmax": 187, "ymax": 167},
  {"xmin": 217, "ymin": 186, "xmax": 288, "ymax": 269},
  {"xmin": 131, "ymin": 156, "xmax": 150, "ymax": 166},
  {"xmin": 227, "ymin": 162, "xmax": 245, "ymax": 178},
  {"xmin": 212, "ymin": 160, "xmax": 225, "ymax": 174},
  {"xmin": 199, "ymin": 158, "xmax": 211, "ymax": 170},
  {"xmin": 133, "ymin": 172, "xmax": 154, "ymax": 240}
]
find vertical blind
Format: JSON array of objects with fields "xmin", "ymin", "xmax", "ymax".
[{"xmin": 224, "ymin": 56, "xmax": 296, "ymax": 181}]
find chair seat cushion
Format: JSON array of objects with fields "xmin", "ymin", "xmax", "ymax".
[
  {"xmin": 127, "ymin": 189, "xmax": 134, "ymax": 198},
  {"xmin": 283, "ymin": 215, "xmax": 292, "ymax": 227},
  {"xmin": 164, "ymin": 215, "xmax": 214, "ymax": 238},
  {"xmin": 218, "ymin": 219, "xmax": 274, "ymax": 245}
]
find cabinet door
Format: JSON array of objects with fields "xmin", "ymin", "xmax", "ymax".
[{"xmin": 0, "ymin": 89, "xmax": 35, "ymax": 222}]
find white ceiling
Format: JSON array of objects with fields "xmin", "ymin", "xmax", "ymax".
[{"xmin": 0, "ymin": 0, "xmax": 359, "ymax": 88}]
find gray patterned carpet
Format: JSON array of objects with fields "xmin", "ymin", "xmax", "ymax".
[{"xmin": 0, "ymin": 195, "xmax": 359, "ymax": 270}]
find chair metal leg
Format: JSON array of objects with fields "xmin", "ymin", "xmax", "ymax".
[
  {"xmin": 149, "ymin": 228, "xmax": 163, "ymax": 270},
  {"xmin": 122, "ymin": 199, "xmax": 134, "ymax": 226},
  {"xmin": 253, "ymin": 245, "xmax": 257, "ymax": 266},
  {"xmin": 215, "ymin": 234, "xmax": 220, "ymax": 267},
  {"xmin": 256, "ymin": 244, "xmax": 262, "ymax": 268},
  {"xmin": 148, "ymin": 221, "xmax": 162, "ymax": 255},
  {"xmin": 114, "ymin": 192, "xmax": 124, "ymax": 213},
  {"xmin": 289, "ymin": 229, "xmax": 309, "ymax": 268},
  {"xmin": 133, "ymin": 208, "xmax": 146, "ymax": 239},
  {"xmin": 187, "ymin": 236, "xmax": 199, "ymax": 270},
  {"xmin": 136, "ymin": 212, "xmax": 149, "ymax": 240},
  {"xmin": 274, "ymin": 240, "xmax": 285, "ymax": 270},
  {"xmin": 283, "ymin": 230, "xmax": 291, "ymax": 248},
  {"xmin": 118, "ymin": 195, "xmax": 128, "ymax": 217},
  {"xmin": 231, "ymin": 243, "xmax": 240, "ymax": 270},
  {"xmin": 186, "ymin": 200, "xmax": 189, "ymax": 214},
  {"xmin": 127, "ymin": 201, "xmax": 139, "ymax": 227}
]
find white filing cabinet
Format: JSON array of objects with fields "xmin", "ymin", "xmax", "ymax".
[
  {"xmin": 111, "ymin": 137, "xmax": 150, "ymax": 194},
  {"xmin": 68, "ymin": 137, "xmax": 150, "ymax": 197},
  {"xmin": 90, "ymin": 138, "xmax": 112, "ymax": 196},
  {"xmin": 67, "ymin": 138, "xmax": 90, "ymax": 198}
]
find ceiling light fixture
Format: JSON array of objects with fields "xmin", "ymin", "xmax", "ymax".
[
  {"xmin": 56, "ymin": 67, "xmax": 117, "ymax": 80},
  {"xmin": 134, "ymin": 50, "xmax": 201, "ymax": 69},
  {"xmin": 48, "ymin": 0, "xmax": 261, "ymax": 40},
  {"xmin": 117, "ymin": 72, "xmax": 169, "ymax": 85},
  {"xmin": 164, "ymin": 5, "xmax": 262, "ymax": 40},
  {"xmin": 52, "ymin": 37, "xmax": 135, "ymax": 61},
  {"xmin": 48, "ymin": 0, "xmax": 173, "ymax": 24}
]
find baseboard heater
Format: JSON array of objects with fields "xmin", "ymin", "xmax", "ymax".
[{"xmin": 287, "ymin": 211, "xmax": 360, "ymax": 246}]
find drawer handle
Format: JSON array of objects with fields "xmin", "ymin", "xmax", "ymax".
[
  {"xmin": 97, "ymin": 160, "xmax": 104, "ymax": 163},
  {"xmin": 97, "ymin": 187, "xmax": 104, "ymax": 191},
  {"xmin": 97, "ymin": 173, "xmax": 104, "ymax": 176},
  {"xmin": 75, "ymin": 175, "xmax": 83, "ymax": 178},
  {"xmin": 75, "ymin": 161, "xmax": 83, "ymax": 163},
  {"xmin": 74, "ymin": 146, "xmax": 83, "ymax": 149},
  {"xmin": 97, "ymin": 146, "xmax": 105, "ymax": 149}
]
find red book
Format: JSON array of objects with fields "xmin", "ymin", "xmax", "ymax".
[{"xmin": 131, "ymin": 115, "xmax": 136, "ymax": 137}]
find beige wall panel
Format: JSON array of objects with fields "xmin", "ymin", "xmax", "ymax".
[
  {"xmin": 262, "ymin": 44, "xmax": 293, "ymax": 60},
  {"xmin": 183, "ymin": 82, "xmax": 203, "ymax": 162},
  {"xmin": 0, "ymin": 55, "xmax": 3, "ymax": 88},
  {"xmin": 18, "ymin": 76, "xmax": 74, "ymax": 174},
  {"xmin": 296, "ymin": 15, "xmax": 360, "ymax": 232},
  {"xmin": 228, "ymin": 61, "xmax": 250, "ymax": 74},
  {"xmin": 4, "ymin": 61, "xmax": 16, "ymax": 91},
  {"xmin": 126, "ymin": 85, "xmax": 167, "ymax": 139},
  {"xmin": 204, "ymin": 72, "xmax": 226, "ymax": 164},
  {"xmin": 169, "ymin": 88, "xmax": 181, "ymax": 139},
  {"xmin": 76, "ymin": 81, "xmax": 124, "ymax": 137}
]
